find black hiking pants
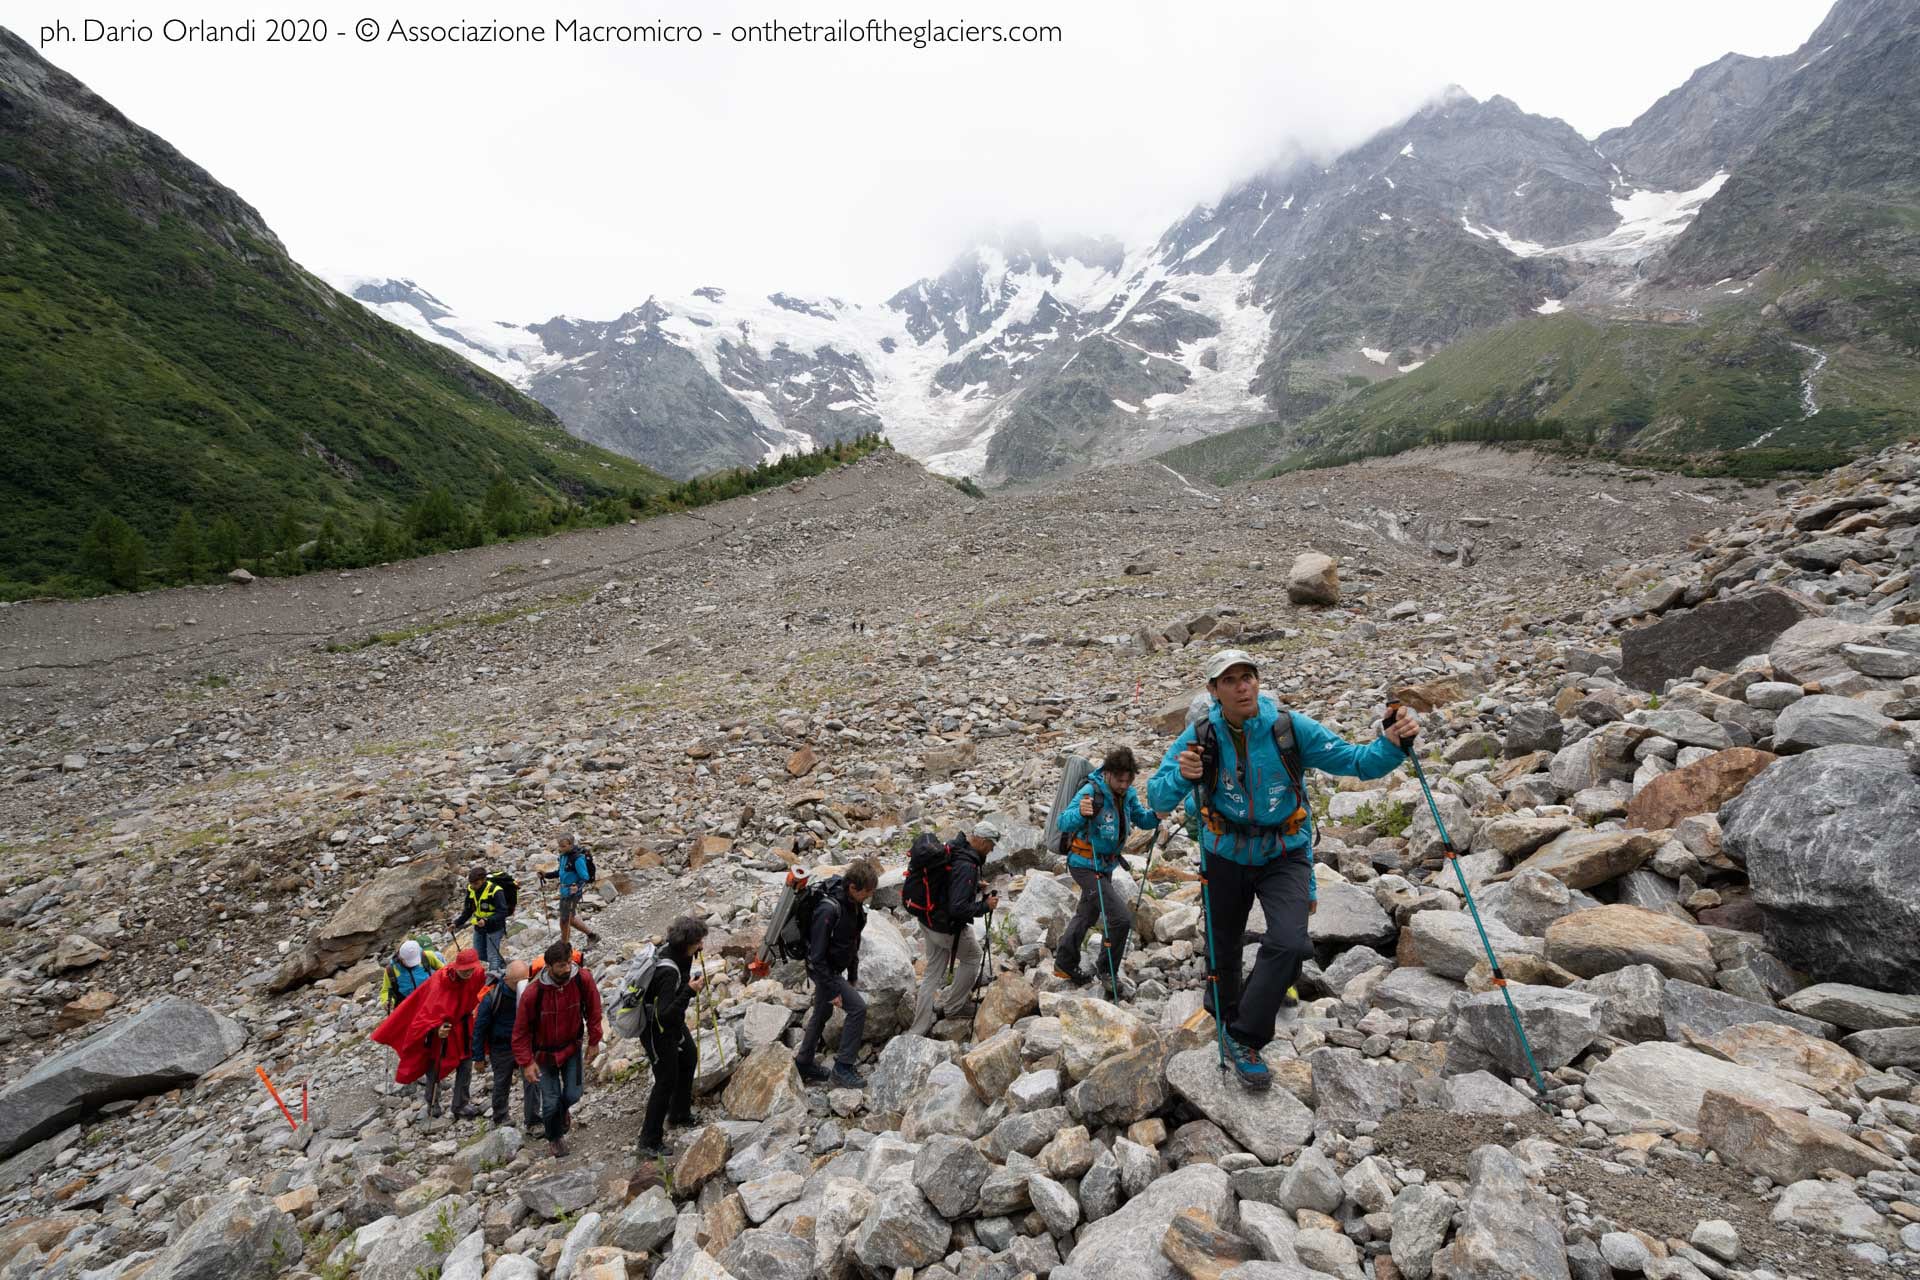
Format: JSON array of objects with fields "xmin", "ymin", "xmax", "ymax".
[
  {"xmin": 1204, "ymin": 853, "xmax": 1314, "ymax": 1050},
  {"xmin": 1058, "ymin": 867, "xmax": 1131, "ymax": 983},
  {"xmin": 640, "ymin": 1021, "xmax": 696, "ymax": 1147}
]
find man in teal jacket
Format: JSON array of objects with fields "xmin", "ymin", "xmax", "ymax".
[
  {"xmin": 1149, "ymin": 648, "xmax": 1419, "ymax": 1090},
  {"xmin": 1054, "ymin": 746, "xmax": 1161, "ymax": 995}
]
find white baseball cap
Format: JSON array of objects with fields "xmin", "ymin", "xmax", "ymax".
[
  {"xmin": 1203, "ymin": 648, "xmax": 1259, "ymax": 681},
  {"xmin": 397, "ymin": 939, "xmax": 423, "ymax": 967},
  {"xmin": 973, "ymin": 816, "xmax": 1004, "ymax": 842}
]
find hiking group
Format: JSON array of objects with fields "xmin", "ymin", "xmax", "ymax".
[{"xmin": 369, "ymin": 645, "xmax": 1423, "ymax": 1164}]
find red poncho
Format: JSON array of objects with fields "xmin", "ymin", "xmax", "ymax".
[{"xmin": 370, "ymin": 947, "xmax": 487, "ymax": 1084}]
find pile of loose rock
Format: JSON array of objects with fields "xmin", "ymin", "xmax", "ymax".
[{"xmin": 0, "ymin": 442, "xmax": 1917, "ymax": 1279}]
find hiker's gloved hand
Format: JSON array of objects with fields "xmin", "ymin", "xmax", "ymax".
[
  {"xmin": 985, "ymin": 891, "xmax": 999, "ymax": 910},
  {"xmin": 1177, "ymin": 747, "xmax": 1204, "ymax": 781},
  {"xmin": 688, "ymin": 976, "xmax": 705, "ymax": 993},
  {"xmin": 1384, "ymin": 704, "xmax": 1421, "ymax": 747},
  {"xmin": 1079, "ymin": 796, "xmax": 1095, "ymax": 817}
]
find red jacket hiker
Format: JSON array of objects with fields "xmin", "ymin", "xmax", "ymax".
[
  {"xmin": 370, "ymin": 947, "xmax": 486, "ymax": 1084},
  {"xmin": 512, "ymin": 964, "xmax": 604, "ymax": 1070}
]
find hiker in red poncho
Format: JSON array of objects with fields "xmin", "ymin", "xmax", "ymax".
[{"xmin": 370, "ymin": 947, "xmax": 486, "ymax": 1117}]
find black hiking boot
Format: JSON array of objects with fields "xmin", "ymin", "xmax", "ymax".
[
  {"xmin": 796, "ymin": 1058, "xmax": 830, "ymax": 1084},
  {"xmin": 828, "ymin": 1065, "xmax": 867, "ymax": 1090},
  {"xmin": 1051, "ymin": 963, "xmax": 1087, "ymax": 986}
]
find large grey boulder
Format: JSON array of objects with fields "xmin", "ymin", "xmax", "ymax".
[
  {"xmin": 1429, "ymin": 1145, "xmax": 1569, "ymax": 1280},
  {"xmin": 1063, "ymin": 1164, "xmax": 1234, "ymax": 1280},
  {"xmin": 1621, "ymin": 588, "xmax": 1819, "ymax": 691},
  {"xmin": 140, "ymin": 1192, "xmax": 300, "ymax": 1280},
  {"xmin": 1780, "ymin": 983, "xmax": 1920, "ymax": 1032},
  {"xmin": 1721, "ymin": 745, "xmax": 1920, "ymax": 991},
  {"xmin": 853, "ymin": 914, "xmax": 917, "ymax": 1037},
  {"xmin": 1307, "ymin": 1047, "xmax": 1407, "ymax": 1128},
  {"xmin": 0, "ymin": 997, "xmax": 247, "ymax": 1158},
  {"xmin": 269, "ymin": 858, "xmax": 455, "ymax": 991},
  {"xmin": 867, "ymin": 1034, "xmax": 956, "ymax": 1115},
  {"xmin": 1446, "ymin": 985, "xmax": 1601, "ymax": 1076},
  {"xmin": 851, "ymin": 1185, "xmax": 951, "ymax": 1272},
  {"xmin": 1391, "ymin": 1183, "xmax": 1460, "ymax": 1280},
  {"xmin": 361, "ymin": 1197, "xmax": 481, "ymax": 1280},
  {"xmin": 1308, "ymin": 879, "xmax": 1396, "ymax": 954},
  {"xmin": 1166, "ymin": 1049, "xmax": 1314, "ymax": 1161},
  {"xmin": 1407, "ymin": 911, "xmax": 1541, "ymax": 981},
  {"xmin": 1772, "ymin": 696, "xmax": 1902, "ymax": 752},
  {"xmin": 1583, "ymin": 1042, "xmax": 1822, "ymax": 1130},
  {"xmin": 1659, "ymin": 981, "xmax": 1834, "ymax": 1042},
  {"xmin": 1770, "ymin": 616, "xmax": 1896, "ymax": 692}
]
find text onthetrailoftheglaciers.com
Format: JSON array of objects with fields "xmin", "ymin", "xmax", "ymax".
[{"xmin": 36, "ymin": 17, "xmax": 1065, "ymax": 50}]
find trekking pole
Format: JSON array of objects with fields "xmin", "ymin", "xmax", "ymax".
[
  {"xmin": 1386, "ymin": 702, "xmax": 1552, "ymax": 1105},
  {"xmin": 1093, "ymin": 864, "xmax": 1122, "ymax": 1001},
  {"xmin": 1198, "ymin": 843, "xmax": 1230, "ymax": 1073},
  {"xmin": 1131, "ymin": 822, "xmax": 1175, "ymax": 916}
]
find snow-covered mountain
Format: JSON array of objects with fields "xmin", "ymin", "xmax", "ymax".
[{"xmin": 335, "ymin": 0, "xmax": 1910, "ymax": 483}]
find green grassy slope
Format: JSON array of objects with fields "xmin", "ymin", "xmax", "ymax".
[{"xmin": 0, "ymin": 29, "xmax": 664, "ymax": 592}]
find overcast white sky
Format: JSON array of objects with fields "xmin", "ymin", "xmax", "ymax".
[{"xmin": 13, "ymin": 0, "xmax": 1828, "ymax": 321}]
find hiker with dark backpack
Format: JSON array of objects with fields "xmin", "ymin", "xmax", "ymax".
[
  {"xmin": 904, "ymin": 821, "xmax": 1001, "ymax": 1037},
  {"xmin": 512, "ymin": 940, "xmax": 604, "ymax": 1158},
  {"xmin": 1148, "ymin": 648, "xmax": 1419, "ymax": 1092},
  {"xmin": 541, "ymin": 833, "xmax": 600, "ymax": 949},
  {"xmin": 793, "ymin": 860, "xmax": 878, "ymax": 1089},
  {"xmin": 627, "ymin": 916, "xmax": 708, "ymax": 1160},
  {"xmin": 1054, "ymin": 747, "xmax": 1161, "ymax": 997},
  {"xmin": 449, "ymin": 866, "xmax": 518, "ymax": 972}
]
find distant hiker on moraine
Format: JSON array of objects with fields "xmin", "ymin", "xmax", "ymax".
[
  {"xmin": 1148, "ymin": 648, "xmax": 1420, "ymax": 1092},
  {"xmin": 541, "ymin": 832, "xmax": 600, "ymax": 950}
]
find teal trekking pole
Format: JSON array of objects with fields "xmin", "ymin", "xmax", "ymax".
[{"xmin": 1387, "ymin": 702, "xmax": 1552, "ymax": 1106}]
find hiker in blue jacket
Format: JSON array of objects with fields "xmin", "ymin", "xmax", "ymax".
[
  {"xmin": 542, "ymin": 833, "xmax": 600, "ymax": 949},
  {"xmin": 1149, "ymin": 648, "xmax": 1419, "ymax": 1091},
  {"xmin": 1053, "ymin": 746, "xmax": 1161, "ymax": 996}
]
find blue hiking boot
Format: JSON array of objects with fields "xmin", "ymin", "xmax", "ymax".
[{"xmin": 1225, "ymin": 1036, "xmax": 1271, "ymax": 1092}]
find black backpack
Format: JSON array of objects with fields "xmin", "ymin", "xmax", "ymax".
[
  {"xmin": 774, "ymin": 875, "xmax": 840, "ymax": 963},
  {"xmin": 1193, "ymin": 709, "xmax": 1314, "ymax": 846},
  {"xmin": 571, "ymin": 848, "xmax": 596, "ymax": 883},
  {"xmin": 491, "ymin": 871, "xmax": 519, "ymax": 918},
  {"xmin": 903, "ymin": 834, "xmax": 957, "ymax": 930}
]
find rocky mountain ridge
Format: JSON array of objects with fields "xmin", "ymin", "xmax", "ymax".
[{"xmin": 340, "ymin": 0, "xmax": 1920, "ymax": 485}]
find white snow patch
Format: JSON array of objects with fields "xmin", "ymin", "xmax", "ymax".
[
  {"xmin": 1280, "ymin": 193, "xmax": 1295, "ymax": 210},
  {"xmin": 1112, "ymin": 398, "xmax": 1140, "ymax": 414},
  {"xmin": 1180, "ymin": 230, "xmax": 1224, "ymax": 264},
  {"xmin": 1361, "ymin": 347, "xmax": 1391, "ymax": 365},
  {"xmin": 1397, "ymin": 360, "xmax": 1426, "ymax": 373},
  {"xmin": 1534, "ymin": 298, "xmax": 1564, "ymax": 315},
  {"xmin": 1459, "ymin": 216, "xmax": 1548, "ymax": 257},
  {"xmin": 1377, "ymin": 212, "xmax": 1393, "ymax": 222},
  {"xmin": 1398, "ymin": 142, "xmax": 1415, "ymax": 158},
  {"xmin": 1549, "ymin": 172, "xmax": 1729, "ymax": 265}
]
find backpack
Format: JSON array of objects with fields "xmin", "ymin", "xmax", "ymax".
[
  {"xmin": 491, "ymin": 871, "xmax": 519, "ymax": 918},
  {"xmin": 610, "ymin": 943, "xmax": 679, "ymax": 1039},
  {"xmin": 902, "ymin": 834, "xmax": 957, "ymax": 930},
  {"xmin": 1043, "ymin": 755, "xmax": 1097, "ymax": 857},
  {"xmin": 572, "ymin": 848, "xmax": 596, "ymax": 884},
  {"xmin": 1192, "ymin": 706, "xmax": 1315, "ymax": 847},
  {"xmin": 774, "ymin": 875, "xmax": 840, "ymax": 964}
]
